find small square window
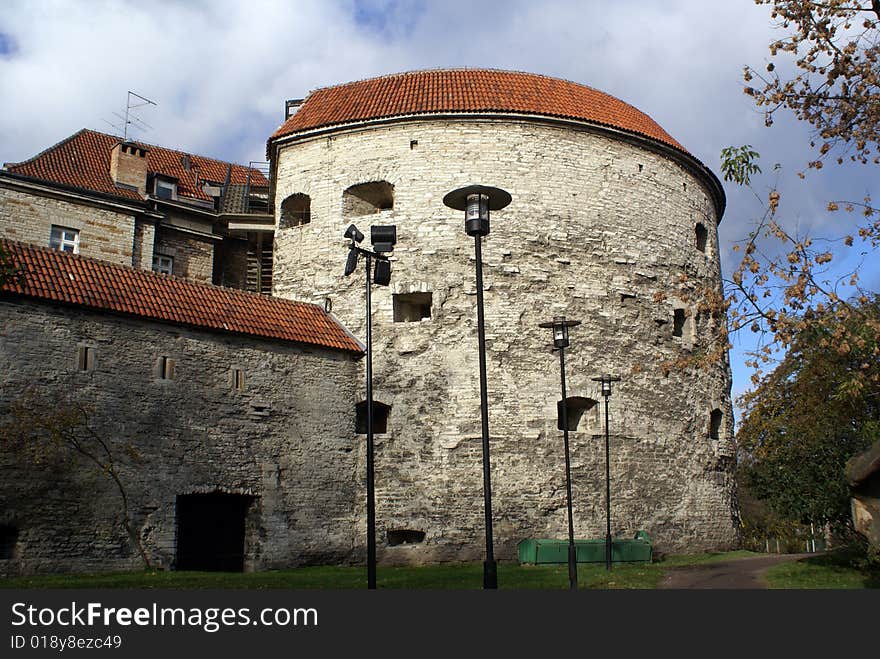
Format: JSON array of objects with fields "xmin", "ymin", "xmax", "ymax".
[
  {"xmin": 152, "ymin": 254, "xmax": 173, "ymax": 275},
  {"xmin": 393, "ymin": 293, "xmax": 432, "ymax": 322},
  {"xmin": 49, "ymin": 225, "xmax": 79, "ymax": 254}
]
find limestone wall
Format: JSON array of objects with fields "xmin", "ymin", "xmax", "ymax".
[
  {"xmin": 0, "ymin": 299, "xmax": 359, "ymax": 575},
  {"xmin": 0, "ymin": 184, "xmax": 140, "ymax": 267},
  {"xmin": 273, "ymin": 117, "xmax": 738, "ymax": 559},
  {"xmin": 154, "ymin": 227, "xmax": 215, "ymax": 283}
]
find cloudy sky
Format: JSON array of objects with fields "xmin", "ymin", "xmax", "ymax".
[{"xmin": 0, "ymin": 0, "xmax": 874, "ymax": 406}]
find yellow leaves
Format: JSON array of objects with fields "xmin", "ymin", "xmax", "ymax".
[
  {"xmin": 815, "ymin": 252, "xmax": 833, "ymax": 264},
  {"xmin": 844, "ymin": 235, "xmax": 853, "ymax": 246},
  {"xmin": 769, "ymin": 190, "xmax": 781, "ymax": 212},
  {"xmin": 827, "ymin": 201, "xmax": 839, "ymax": 212}
]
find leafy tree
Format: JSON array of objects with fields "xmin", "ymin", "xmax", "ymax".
[
  {"xmin": 736, "ymin": 301, "xmax": 879, "ymax": 531},
  {"xmin": 0, "ymin": 385, "xmax": 151, "ymax": 568}
]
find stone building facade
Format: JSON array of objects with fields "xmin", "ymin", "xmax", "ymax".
[
  {"xmin": 0, "ymin": 240, "xmax": 362, "ymax": 575},
  {"xmin": 268, "ymin": 70, "xmax": 739, "ymax": 558}
]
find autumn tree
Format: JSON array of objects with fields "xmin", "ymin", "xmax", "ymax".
[{"xmin": 737, "ymin": 300, "xmax": 879, "ymax": 532}]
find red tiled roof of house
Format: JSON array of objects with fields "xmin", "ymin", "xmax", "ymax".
[
  {"xmin": 271, "ymin": 69, "xmax": 686, "ymax": 153},
  {"xmin": 4, "ymin": 129, "xmax": 269, "ymax": 204},
  {"xmin": 0, "ymin": 238, "xmax": 362, "ymax": 354}
]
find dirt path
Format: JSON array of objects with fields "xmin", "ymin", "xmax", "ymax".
[{"xmin": 659, "ymin": 553, "xmax": 811, "ymax": 589}]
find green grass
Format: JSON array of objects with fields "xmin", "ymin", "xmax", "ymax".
[
  {"xmin": 764, "ymin": 549, "xmax": 880, "ymax": 589},
  {"xmin": 1, "ymin": 551, "xmax": 760, "ymax": 590}
]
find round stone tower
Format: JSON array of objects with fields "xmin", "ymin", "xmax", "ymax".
[{"xmin": 268, "ymin": 69, "xmax": 738, "ymax": 562}]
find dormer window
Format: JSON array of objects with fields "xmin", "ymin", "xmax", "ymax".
[
  {"xmin": 154, "ymin": 178, "xmax": 177, "ymax": 201},
  {"xmin": 49, "ymin": 225, "xmax": 79, "ymax": 254}
]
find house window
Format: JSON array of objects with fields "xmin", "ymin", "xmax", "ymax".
[
  {"xmin": 673, "ymin": 309, "xmax": 686, "ymax": 338},
  {"xmin": 49, "ymin": 226, "xmax": 79, "ymax": 254},
  {"xmin": 393, "ymin": 292, "xmax": 432, "ymax": 322},
  {"xmin": 156, "ymin": 356, "xmax": 175, "ymax": 380},
  {"xmin": 695, "ymin": 223, "xmax": 708, "ymax": 253},
  {"xmin": 710, "ymin": 409, "xmax": 723, "ymax": 440},
  {"xmin": 152, "ymin": 254, "xmax": 173, "ymax": 275},
  {"xmin": 155, "ymin": 178, "xmax": 177, "ymax": 200},
  {"xmin": 232, "ymin": 368, "xmax": 245, "ymax": 391},
  {"xmin": 279, "ymin": 193, "xmax": 311, "ymax": 228},
  {"xmin": 355, "ymin": 400, "xmax": 391, "ymax": 434},
  {"xmin": 343, "ymin": 181, "xmax": 394, "ymax": 216},
  {"xmin": 76, "ymin": 346, "xmax": 95, "ymax": 372}
]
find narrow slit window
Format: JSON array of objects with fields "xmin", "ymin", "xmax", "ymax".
[
  {"xmin": 77, "ymin": 346, "xmax": 95, "ymax": 371},
  {"xmin": 710, "ymin": 409, "xmax": 723, "ymax": 440},
  {"xmin": 695, "ymin": 223, "xmax": 708, "ymax": 253},
  {"xmin": 157, "ymin": 356, "xmax": 175, "ymax": 380},
  {"xmin": 673, "ymin": 309, "xmax": 686, "ymax": 338},
  {"xmin": 232, "ymin": 368, "xmax": 245, "ymax": 391}
]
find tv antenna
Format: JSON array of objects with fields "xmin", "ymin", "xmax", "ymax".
[{"xmin": 103, "ymin": 91, "xmax": 157, "ymax": 142}]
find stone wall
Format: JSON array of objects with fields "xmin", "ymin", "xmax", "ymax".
[
  {"xmin": 273, "ymin": 117, "xmax": 738, "ymax": 559},
  {"xmin": 154, "ymin": 227, "xmax": 215, "ymax": 284},
  {"xmin": 0, "ymin": 298, "xmax": 360, "ymax": 575},
  {"xmin": 0, "ymin": 184, "xmax": 140, "ymax": 267}
]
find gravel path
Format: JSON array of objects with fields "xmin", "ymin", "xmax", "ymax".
[{"xmin": 659, "ymin": 553, "xmax": 811, "ymax": 589}]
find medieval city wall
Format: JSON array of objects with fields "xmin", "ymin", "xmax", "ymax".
[
  {"xmin": 273, "ymin": 117, "xmax": 738, "ymax": 560},
  {"xmin": 0, "ymin": 298, "xmax": 359, "ymax": 575}
]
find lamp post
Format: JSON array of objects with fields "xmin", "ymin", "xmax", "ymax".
[
  {"xmin": 539, "ymin": 316, "xmax": 582, "ymax": 590},
  {"xmin": 443, "ymin": 184, "xmax": 511, "ymax": 590},
  {"xmin": 591, "ymin": 374, "xmax": 621, "ymax": 571},
  {"xmin": 344, "ymin": 223, "xmax": 397, "ymax": 589}
]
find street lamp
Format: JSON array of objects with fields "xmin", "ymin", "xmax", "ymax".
[
  {"xmin": 591, "ymin": 373, "xmax": 621, "ymax": 571},
  {"xmin": 344, "ymin": 222, "xmax": 397, "ymax": 589},
  {"xmin": 442, "ymin": 184, "xmax": 511, "ymax": 590},
  {"xmin": 538, "ymin": 316, "xmax": 582, "ymax": 590}
]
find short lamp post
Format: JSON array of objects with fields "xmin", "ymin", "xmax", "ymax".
[
  {"xmin": 591, "ymin": 374, "xmax": 621, "ymax": 571},
  {"xmin": 539, "ymin": 316, "xmax": 581, "ymax": 590},
  {"xmin": 344, "ymin": 222, "xmax": 397, "ymax": 589},
  {"xmin": 442, "ymin": 184, "xmax": 511, "ymax": 590}
]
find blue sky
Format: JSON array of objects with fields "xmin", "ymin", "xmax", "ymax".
[{"xmin": 0, "ymin": 0, "xmax": 875, "ymax": 413}]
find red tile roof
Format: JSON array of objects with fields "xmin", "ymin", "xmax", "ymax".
[
  {"xmin": 271, "ymin": 69, "xmax": 686, "ymax": 153},
  {"xmin": 4, "ymin": 129, "xmax": 269, "ymax": 204},
  {"xmin": 0, "ymin": 238, "xmax": 362, "ymax": 354}
]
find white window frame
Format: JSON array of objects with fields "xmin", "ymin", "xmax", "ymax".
[
  {"xmin": 152, "ymin": 254, "xmax": 174, "ymax": 275},
  {"xmin": 49, "ymin": 225, "xmax": 79, "ymax": 254}
]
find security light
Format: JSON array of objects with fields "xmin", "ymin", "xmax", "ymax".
[
  {"xmin": 370, "ymin": 225, "xmax": 397, "ymax": 254},
  {"xmin": 345, "ymin": 224, "xmax": 365, "ymax": 244}
]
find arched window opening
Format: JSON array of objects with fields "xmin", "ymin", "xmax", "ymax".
[
  {"xmin": 557, "ymin": 396, "xmax": 599, "ymax": 431},
  {"xmin": 355, "ymin": 400, "xmax": 391, "ymax": 434},
  {"xmin": 695, "ymin": 222, "xmax": 708, "ymax": 253},
  {"xmin": 280, "ymin": 193, "xmax": 311, "ymax": 228},
  {"xmin": 710, "ymin": 409, "xmax": 723, "ymax": 440},
  {"xmin": 343, "ymin": 181, "xmax": 394, "ymax": 216}
]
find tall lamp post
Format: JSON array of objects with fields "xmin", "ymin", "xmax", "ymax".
[
  {"xmin": 443, "ymin": 184, "xmax": 511, "ymax": 590},
  {"xmin": 539, "ymin": 316, "xmax": 581, "ymax": 590},
  {"xmin": 591, "ymin": 374, "xmax": 621, "ymax": 571},
  {"xmin": 344, "ymin": 222, "xmax": 397, "ymax": 589}
]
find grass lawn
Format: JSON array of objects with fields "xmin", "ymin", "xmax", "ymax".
[
  {"xmin": 0, "ymin": 551, "xmax": 759, "ymax": 590},
  {"xmin": 764, "ymin": 549, "xmax": 880, "ymax": 589}
]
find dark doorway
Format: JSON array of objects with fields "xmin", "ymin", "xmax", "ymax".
[{"xmin": 176, "ymin": 492, "xmax": 253, "ymax": 572}]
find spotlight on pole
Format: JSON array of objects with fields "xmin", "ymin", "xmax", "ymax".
[
  {"xmin": 342, "ymin": 222, "xmax": 397, "ymax": 589},
  {"xmin": 443, "ymin": 184, "xmax": 511, "ymax": 590},
  {"xmin": 539, "ymin": 316, "xmax": 581, "ymax": 589}
]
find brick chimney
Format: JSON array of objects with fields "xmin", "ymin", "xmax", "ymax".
[{"xmin": 109, "ymin": 142, "xmax": 149, "ymax": 196}]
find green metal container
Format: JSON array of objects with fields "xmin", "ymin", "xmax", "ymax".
[{"xmin": 517, "ymin": 531, "xmax": 652, "ymax": 564}]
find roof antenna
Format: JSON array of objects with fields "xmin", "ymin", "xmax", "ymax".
[{"xmin": 102, "ymin": 91, "xmax": 157, "ymax": 141}]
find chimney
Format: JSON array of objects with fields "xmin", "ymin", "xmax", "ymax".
[{"xmin": 110, "ymin": 142, "xmax": 149, "ymax": 196}]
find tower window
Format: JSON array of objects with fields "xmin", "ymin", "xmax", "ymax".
[
  {"xmin": 76, "ymin": 345, "xmax": 95, "ymax": 372},
  {"xmin": 710, "ymin": 409, "xmax": 723, "ymax": 440},
  {"xmin": 673, "ymin": 309, "xmax": 686, "ymax": 338},
  {"xmin": 355, "ymin": 400, "xmax": 391, "ymax": 434},
  {"xmin": 343, "ymin": 181, "xmax": 394, "ymax": 216},
  {"xmin": 393, "ymin": 293, "xmax": 432, "ymax": 322},
  {"xmin": 695, "ymin": 223, "xmax": 708, "ymax": 253},
  {"xmin": 156, "ymin": 356, "xmax": 175, "ymax": 380},
  {"xmin": 280, "ymin": 193, "xmax": 311, "ymax": 228}
]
